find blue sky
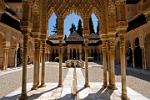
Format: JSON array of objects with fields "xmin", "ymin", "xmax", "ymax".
[{"xmin": 48, "ymin": 13, "xmax": 98, "ymax": 37}]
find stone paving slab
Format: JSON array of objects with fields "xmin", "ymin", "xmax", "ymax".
[
  {"xmin": 0, "ymin": 64, "xmax": 33, "ymax": 77},
  {"xmin": 1, "ymin": 68, "xmax": 149, "ymax": 100}
]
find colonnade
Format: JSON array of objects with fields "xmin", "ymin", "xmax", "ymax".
[
  {"xmin": 20, "ymin": 0, "xmax": 128, "ymax": 100},
  {"xmin": 67, "ymin": 46, "xmax": 81, "ymax": 60}
]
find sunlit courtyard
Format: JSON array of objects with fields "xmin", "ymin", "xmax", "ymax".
[
  {"xmin": 0, "ymin": 0, "xmax": 150, "ymax": 100},
  {"xmin": 0, "ymin": 62, "xmax": 150, "ymax": 100}
]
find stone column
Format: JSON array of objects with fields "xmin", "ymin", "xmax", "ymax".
[
  {"xmin": 32, "ymin": 38, "xmax": 41, "ymax": 90},
  {"xmin": 72, "ymin": 49, "xmax": 74, "ymax": 59},
  {"xmin": 40, "ymin": 40, "xmax": 46, "ymax": 87},
  {"xmin": 20, "ymin": 30, "xmax": 29, "ymax": 99},
  {"xmin": 131, "ymin": 44, "xmax": 135, "ymax": 68},
  {"xmin": 83, "ymin": 16, "xmax": 89, "ymax": 87},
  {"xmin": 84, "ymin": 40, "xmax": 89, "ymax": 87},
  {"xmin": 19, "ymin": 1, "xmax": 32, "ymax": 99},
  {"xmin": 58, "ymin": 39, "xmax": 63, "ymax": 87},
  {"xmin": 119, "ymin": 33, "xmax": 128, "ymax": 100},
  {"xmin": 57, "ymin": 16, "xmax": 63, "ymax": 87},
  {"xmin": 79, "ymin": 46, "xmax": 82, "ymax": 60},
  {"xmin": 3, "ymin": 47, "xmax": 9, "ymax": 70},
  {"xmin": 141, "ymin": 47, "xmax": 146, "ymax": 70},
  {"xmin": 101, "ymin": 40, "xmax": 108, "ymax": 87},
  {"xmin": 14, "ymin": 44, "xmax": 18, "ymax": 68},
  {"xmin": 67, "ymin": 46, "xmax": 70, "ymax": 60},
  {"xmin": 108, "ymin": 37, "xmax": 116, "ymax": 89}
]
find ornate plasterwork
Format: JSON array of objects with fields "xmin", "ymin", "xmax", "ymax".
[
  {"xmin": 32, "ymin": 0, "xmax": 40, "ymax": 12},
  {"xmin": 0, "ymin": 0, "xmax": 5, "ymax": 13},
  {"xmin": 25, "ymin": 0, "xmax": 127, "ymax": 40}
]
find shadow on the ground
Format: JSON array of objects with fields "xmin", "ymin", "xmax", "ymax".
[
  {"xmin": 78, "ymin": 87, "xmax": 113, "ymax": 100},
  {"xmin": 57, "ymin": 87, "xmax": 113, "ymax": 100},
  {"xmin": 115, "ymin": 65, "xmax": 150, "ymax": 82},
  {"xmin": 0, "ymin": 86, "xmax": 58, "ymax": 100}
]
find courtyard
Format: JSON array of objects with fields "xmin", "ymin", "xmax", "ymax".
[
  {"xmin": 0, "ymin": 62, "xmax": 150, "ymax": 100},
  {"xmin": 0, "ymin": 0, "xmax": 150, "ymax": 100}
]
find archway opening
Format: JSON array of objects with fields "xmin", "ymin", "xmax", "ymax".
[
  {"xmin": 73, "ymin": 49, "xmax": 77, "ymax": 59},
  {"xmin": 64, "ymin": 12, "xmax": 83, "ymax": 61},
  {"xmin": 126, "ymin": 42, "xmax": 133, "ymax": 67},
  {"xmin": 48, "ymin": 12, "xmax": 59, "ymax": 62},
  {"xmin": 115, "ymin": 41, "xmax": 120, "ymax": 65},
  {"xmin": 16, "ymin": 44, "xmax": 22, "ymax": 67},
  {"xmin": 88, "ymin": 13, "xmax": 100, "ymax": 63},
  {"xmin": 134, "ymin": 38, "xmax": 142, "ymax": 69}
]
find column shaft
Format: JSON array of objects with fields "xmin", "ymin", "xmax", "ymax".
[
  {"xmin": 58, "ymin": 40, "xmax": 63, "ymax": 87},
  {"xmin": 107, "ymin": 44, "xmax": 111, "ymax": 87},
  {"xmin": 32, "ymin": 39, "xmax": 40, "ymax": 90},
  {"xmin": 79, "ymin": 47, "xmax": 82, "ymax": 60},
  {"xmin": 67, "ymin": 46, "xmax": 70, "ymax": 60},
  {"xmin": 102, "ymin": 41, "xmax": 108, "ymax": 87},
  {"xmin": 109, "ymin": 43, "xmax": 116, "ymax": 89},
  {"xmin": 120, "ymin": 37, "xmax": 127, "ymax": 100},
  {"xmin": 84, "ymin": 43, "xmax": 89, "ymax": 87},
  {"xmin": 141, "ymin": 47, "xmax": 146, "ymax": 70},
  {"xmin": 21, "ymin": 33, "xmax": 28, "ymax": 98},
  {"xmin": 41, "ymin": 40, "xmax": 46, "ymax": 87},
  {"xmin": 131, "ymin": 47, "xmax": 135, "ymax": 68},
  {"xmin": 3, "ymin": 47, "xmax": 9, "ymax": 70}
]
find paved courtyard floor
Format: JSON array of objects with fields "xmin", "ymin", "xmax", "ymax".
[{"xmin": 0, "ymin": 62, "xmax": 150, "ymax": 100}]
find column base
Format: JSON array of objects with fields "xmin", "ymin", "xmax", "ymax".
[
  {"xmin": 58, "ymin": 83, "xmax": 63, "ymax": 87},
  {"xmin": 102, "ymin": 83, "xmax": 107, "ymax": 88},
  {"xmin": 39, "ymin": 83, "xmax": 46, "ymax": 88},
  {"xmin": 3, "ymin": 67, "xmax": 6, "ymax": 70},
  {"xmin": 108, "ymin": 84, "xmax": 116, "ymax": 90},
  {"xmin": 84, "ymin": 83, "xmax": 90, "ymax": 88},
  {"xmin": 121, "ymin": 94, "xmax": 128, "ymax": 100},
  {"xmin": 31, "ymin": 85, "xmax": 39, "ymax": 90},
  {"xmin": 19, "ymin": 93, "xmax": 27, "ymax": 100}
]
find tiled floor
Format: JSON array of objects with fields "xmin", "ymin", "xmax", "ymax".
[{"xmin": 2, "ymin": 68, "xmax": 149, "ymax": 100}]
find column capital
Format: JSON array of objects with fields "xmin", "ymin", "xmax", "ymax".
[
  {"xmin": 116, "ymin": 24, "xmax": 128, "ymax": 32},
  {"xmin": 84, "ymin": 38, "xmax": 89, "ymax": 45},
  {"xmin": 107, "ymin": 33, "xmax": 116, "ymax": 48},
  {"xmin": 3, "ymin": 47, "xmax": 9, "ymax": 51},
  {"xmin": 144, "ymin": 12, "xmax": 150, "ymax": 22},
  {"xmin": 3, "ymin": 41, "xmax": 10, "ymax": 47},
  {"xmin": 107, "ymin": 32, "xmax": 116, "ymax": 42},
  {"xmin": 100, "ymin": 34, "xmax": 108, "ymax": 41},
  {"xmin": 34, "ymin": 38, "xmax": 41, "ymax": 49}
]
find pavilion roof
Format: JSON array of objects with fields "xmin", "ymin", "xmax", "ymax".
[{"xmin": 65, "ymin": 31, "xmax": 84, "ymax": 42}]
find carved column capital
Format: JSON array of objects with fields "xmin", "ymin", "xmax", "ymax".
[
  {"xmin": 107, "ymin": 32, "xmax": 116, "ymax": 48},
  {"xmin": 34, "ymin": 38, "xmax": 41, "ymax": 49}
]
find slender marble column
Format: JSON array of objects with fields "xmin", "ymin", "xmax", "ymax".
[
  {"xmin": 79, "ymin": 47, "xmax": 82, "ymax": 60},
  {"xmin": 40, "ymin": 40, "xmax": 46, "ymax": 87},
  {"xmin": 3, "ymin": 47, "xmax": 9, "ymax": 70},
  {"xmin": 83, "ymin": 15, "xmax": 90, "ymax": 87},
  {"xmin": 57, "ymin": 16, "xmax": 64, "ymax": 87},
  {"xmin": 102, "ymin": 41, "xmax": 108, "ymax": 87},
  {"xmin": 58, "ymin": 39, "xmax": 63, "ymax": 87},
  {"xmin": 32, "ymin": 38, "xmax": 40, "ymax": 90},
  {"xmin": 141, "ymin": 47, "xmax": 146, "ymax": 70},
  {"xmin": 67, "ymin": 46, "xmax": 70, "ymax": 60},
  {"xmin": 131, "ymin": 44, "xmax": 135, "ymax": 68},
  {"xmin": 84, "ymin": 41, "xmax": 89, "ymax": 87},
  {"xmin": 120, "ymin": 34, "xmax": 128, "ymax": 100},
  {"xmin": 109, "ymin": 40, "xmax": 116, "ymax": 89},
  {"xmin": 20, "ymin": 31, "xmax": 29, "ymax": 99}
]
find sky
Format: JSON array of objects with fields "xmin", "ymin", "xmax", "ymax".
[{"xmin": 48, "ymin": 12, "xmax": 98, "ymax": 37}]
